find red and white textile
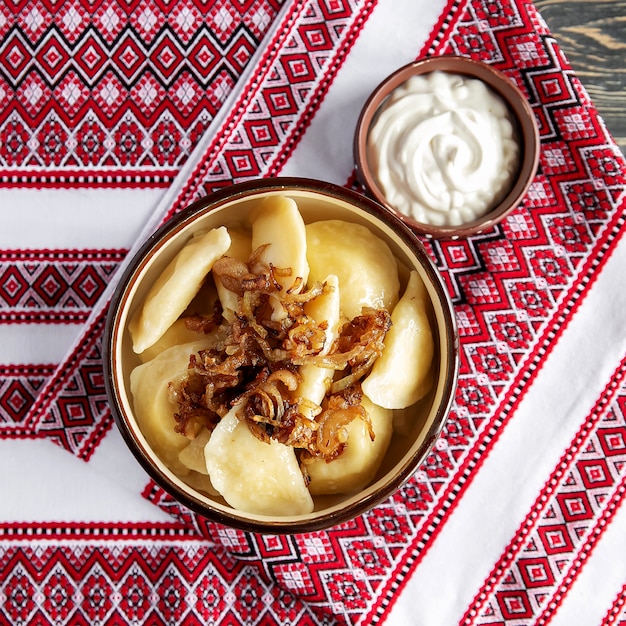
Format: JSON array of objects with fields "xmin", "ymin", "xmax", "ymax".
[{"xmin": 2, "ymin": 0, "xmax": 626, "ymax": 623}]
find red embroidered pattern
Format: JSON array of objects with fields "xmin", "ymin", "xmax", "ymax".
[
  {"xmin": 0, "ymin": 364, "xmax": 54, "ymax": 435},
  {"xmin": 0, "ymin": 249, "xmax": 125, "ymax": 323},
  {"xmin": 0, "ymin": 523, "xmax": 325, "ymax": 625},
  {"xmin": 0, "ymin": 0, "xmax": 283, "ymax": 187},
  {"xmin": 0, "ymin": 249, "xmax": 125, "ymax": 439},
  {"xmin": 603, "ymin": 585, "xmax": 626, "ymax": 626}
]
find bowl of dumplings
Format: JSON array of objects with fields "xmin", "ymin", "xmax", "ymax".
[{"xmin": 104, "ymin": 177, "xmax": 459, "ymax": 534}]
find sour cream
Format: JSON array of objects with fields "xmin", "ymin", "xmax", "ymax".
[{"xmin": 367, "ymin": 71, "xmax": 520, "ymax": 227}]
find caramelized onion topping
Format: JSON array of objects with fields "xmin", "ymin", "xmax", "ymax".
[
  {"xmin": 172, "ymin": 246, "xmax": 390, "ymax": 461},
  {"xmin": 316, "ymin": 386, "xmax": 373, "ymax": 461}
]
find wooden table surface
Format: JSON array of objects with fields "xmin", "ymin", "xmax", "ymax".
[{"xmin": 534, "ymin": 0, "xmax": 626, "ymax": 155}]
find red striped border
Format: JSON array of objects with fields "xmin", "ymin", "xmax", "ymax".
[
  {"xmin": 0, "ymin": 364, "xmax": 55, "ymax": 376},
  {"xmin": 423, "ymin": 0, "xmax": 466, "ymax": 55},
  {"xmin": 0, "ymin": 248, "xmax": 126, "ymax": 324},
  {"xmin": 0, "ymin": 169, "xmax": 177, "ymax": 189},
  {"xmin": 0, "ymin": 249, "xmax": 127, "ymax": 261},
  {"xmin": 0, "ymin": 521, "xmax": 196, "ymax": 541},
  {"xmin": 602, "ymin": 585, "xmax": 626, "ymax": 626},
  {"xmin": 0, "ymin": 311, "xmax": 88, "ymax": 324}
]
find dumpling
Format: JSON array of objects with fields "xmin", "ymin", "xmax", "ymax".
[
  {"xmin": 296, "ymin": 274, "xmax": 341, "ymax": 411},
  {"xmin": 129, "ymin": 226, "xmax": 231, "ymax": 354},
  {"xmin": 130, "ymin": 340, "xmax": 212, "ymax": 475},
  {"xmin": 251, "ymin": 195, "xmax": 309, "ymax": 292},
  {"xmin": 178, "ymin": 427, "xmax": 219, "ymax": 497},
  {"xmin": 204, "ymin": 406, "xmax": 314, "ymax": 516},
  {"xmin": 362, "ymin": 270, "xmax": 434, "ymax": 409},
  {"xmin": 136, "ymin": 318, "xmax": 223, "ymax": 363},
  {"xmin": 213, "ymin": 226, "xmax": 252, "ymax": 322},
  {"xmin": 305, "ymin": 396, "xmax": 393, "ymax": 495},
  {"xmin": 306, "ymin": 220, "xmax": 400, "ymax": 320},
  {"xmin": 178, "ymin": 427, "xmax": 212, "ymax": 474}
]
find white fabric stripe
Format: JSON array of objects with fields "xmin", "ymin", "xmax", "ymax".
[
  {"xmin": 0, "ymin": 324, "xmax": 82, "ymax": 365},
  {"xmin": 0, "ymin": 436, "xmax": 170, "ymax": 522},
  {"xmin": 280, "ymin": 0, "xmax": 448, "ymax": 184},
  {"xmin": 383, "ymin": 230, "xmax": 626, "ymax": 625},
  {"xmin": 0, "ymin": 188, "xmax": 164, "ymax": 249}
]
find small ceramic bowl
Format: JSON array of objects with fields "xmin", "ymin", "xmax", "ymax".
[
  {"xmin": 354, "ymin": 55, "xmax": 540, "ymax": 239},
  {"xmin": 104, "ymin": 177, "xmax": 459, "ymax": 534}
]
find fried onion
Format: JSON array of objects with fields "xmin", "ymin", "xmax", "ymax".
[{"xmin": 171, "ymin": 244, "xmax": 390, "ymax": 462}]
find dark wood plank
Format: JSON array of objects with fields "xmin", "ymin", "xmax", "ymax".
[{"xmin": 534, "ymin": 0, "xmax": 626, "ymax": 155}]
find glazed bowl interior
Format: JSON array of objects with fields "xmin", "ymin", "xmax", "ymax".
[
  {"xmin": 105, "ymin": 178, "xmax": 458, "ymax": 534},
  {"xmin": 354, "ymin": 55, "xmax": 540, "ymax": 239}
]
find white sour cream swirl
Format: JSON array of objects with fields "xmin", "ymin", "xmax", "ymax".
[{"xmin": 367, "ymin": 71, "xmax": 520, "ymax": 227}]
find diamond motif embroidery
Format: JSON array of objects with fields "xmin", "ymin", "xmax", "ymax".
[{"xmin": 0, "ymin": 0, "xmax": 283, "ymax": 184}]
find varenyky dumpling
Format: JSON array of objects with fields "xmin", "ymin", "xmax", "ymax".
[
  {"xmin": 178, "ymin": 427, "xmax": 212, "ymax": 474},
  {"xmin": 213, "ymin": 226, "xmax": 252, "ymax": 322},
  {"xmin": 251, "ymin": 195, "xmax": 309, "ymax": 292},
  {"xmin": 129, "ymin": 226, "xmax": 231, "ymax": 354},
  {"xmin": 305, "ymin": 396, "xmax": 393, "ymax": 495},
  {"xmin": 136, "ymin": 318, "xmax": 224, "ymax": 364},
  {"xmin": 178, "ymin": 428, "xmax": 219, "ymax": 497},
  {"xmin": 204, "ymin": 405, "xmax": 314, "ymax": 516},
  {"xmin": 296, "ymin": 274, "xmax": 341, "ymax": 412},
  {"xmin": 362, "ymin": 270, "xmax": 434, "ymax": 409},
  {"xmin": 305, "ymin": 220, "xmax": 400, "ymax": 320},
  {"xmin": 130, "ymin": 339, "xmax": 213, "ymax": 475}
]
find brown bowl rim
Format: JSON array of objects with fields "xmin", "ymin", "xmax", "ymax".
[
  {"xmin": 103, "ymin": 177, "xmax": 459, "ymax": 534},
  {"xmin": 354, "ymin": 55, "xmax": 540, "ymax": 239}
]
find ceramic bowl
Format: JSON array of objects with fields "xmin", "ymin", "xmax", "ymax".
[
  {"xmin": 354, "ymin": 55, "xmax": 540, "ymax": 239},
  {"xmin": 104, "ymin": 177, "xmax": 459, "ymax": 534}
]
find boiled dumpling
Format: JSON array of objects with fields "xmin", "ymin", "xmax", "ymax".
[
  {"xmin": 213, "ymin": 226, "xmax": 252, "ymax": 322},
  {"xmin": 178, "ymin": 428, "xmax": 219, "ymax": 497},
  {"xmin": 137, "ymin": 318, "xmax": 223, "ymax": 363},
  {"xmin": 362, "ymin": 270, "xmax": 434, "ymax": 409},
  {"xmin": 129, "ymin": 226, "xmax": 231, "ymax": 354},
  {"xmin": 251, "ymin": 195, "xmax": 309, "ymax": 292},
  {"xmin": 130, "ymin": 340, "xmax": 212, "ymax": 475},
  {"xmin": 297, "ymin": 274, "xmax": 341, "ymax": 410},
  {"xmin": 305, "ymin": 396, "xmax": 393, "ymax": 495},
  {"xmin": 204, "ymin": 406, "xmax": 314, "ymax": 516},
  {"xmin": 306, "ymin": 220, "xmax": 400, "ymax": 320},
  {"xmin": 178, "ymin": 427, "xmax": 212, "ymax": 474}
]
